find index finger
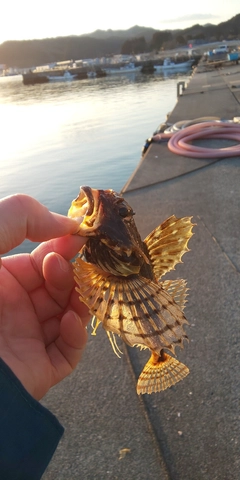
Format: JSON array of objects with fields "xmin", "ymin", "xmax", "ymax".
[{"xmin": 0, "ymin": 194, "xmax": 79, "ymax": 255}]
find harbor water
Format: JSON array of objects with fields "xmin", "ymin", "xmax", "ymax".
[{"xmin": 0, "ymin": 70, "xmax": 191, "ymax": 253}]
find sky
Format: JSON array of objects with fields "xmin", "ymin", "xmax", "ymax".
[{"xmin": 1, "ymin": 0, "xmax": 239, "ymax": 45}]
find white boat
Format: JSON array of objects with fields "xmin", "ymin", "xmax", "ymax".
[
  {"xmin": 48, "ymin": 70, "xmax": 75, "ymax": 81},
  {"xmin": 154, "ymin": 58, "xmax": 193, "ymax": 72},
  {"xmin": 105, "ymin": 62, "xmax": 141, "ymax": 75}
]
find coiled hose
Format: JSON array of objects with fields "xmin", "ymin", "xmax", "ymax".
[{"xmin": 150, "ymin": 119, "xmax": 240, "ymax": 159}]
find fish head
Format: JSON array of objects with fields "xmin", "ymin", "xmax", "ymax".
[{"xmin": 68, "ymin": 186, "xmax": 149, "ymax": 276}]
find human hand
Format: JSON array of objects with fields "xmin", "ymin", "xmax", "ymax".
[{"xmin": 0, "ymin": 194, "xmax": 90, "ymax": 400}]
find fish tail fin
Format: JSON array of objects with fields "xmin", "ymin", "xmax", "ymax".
[{"xmin": 137, "ymin": 351, "xmax": 189, "ymax": 395}]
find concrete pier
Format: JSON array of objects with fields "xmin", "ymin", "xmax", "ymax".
[{"xmin": 42, "ymin": 62, "xmax": 240, "ymax": 480}]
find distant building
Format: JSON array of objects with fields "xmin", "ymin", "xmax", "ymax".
[
  {"xmin": 0, "ymin": 64, "xmax": 6, "ymax": 75},
  {"xmin": 188, "ymin": 39, "xmax": 206, "ymax": 46}
]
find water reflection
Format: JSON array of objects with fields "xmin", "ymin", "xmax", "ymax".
[
  {"xmin": 0, "ymin": 70, "xmax": 191, "ymax": 204},
  {"xmin": 1, "ymin": 70, "xmax": 192, "ymax": 254},
  {"xmin": 0, "ymin": 68, "xmax": 192, "ymax": 104}
]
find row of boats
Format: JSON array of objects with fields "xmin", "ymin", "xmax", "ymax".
[
  {"xmin": 23, "ymin": 58, "xmax": 194, "ymax": 84},
  {"xmin": 106, "ymin": 58, "xmax": 193, "ymax": 75}
]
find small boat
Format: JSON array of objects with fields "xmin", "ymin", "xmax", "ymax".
[
  {"xmin": 47, "ymin": 70, "xmax": 75, "ymax": 81},
  {"xmin": 106, "ymin": 62, "xmax": 141, "ymax": 75},
  {"xmin": 87, "ymin": 71, "xmax": 97, "ymax": 79},
  {"xmin": 154, "ymin": 58, "xmax": 193, "ymax": 72}
]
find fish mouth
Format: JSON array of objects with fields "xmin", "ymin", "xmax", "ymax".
[{"xmin": 68, "ymin": 186, "xmax": 102, "ymax": 234}]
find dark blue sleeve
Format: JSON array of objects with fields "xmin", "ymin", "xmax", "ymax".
[{"xmin": 0, "ymin": 358, "xmax": 64, "ymax": 480}]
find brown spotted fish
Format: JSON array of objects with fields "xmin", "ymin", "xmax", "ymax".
[{"xmin": 68, "ymin": 186, "xmax": 195, "ymax": 394}]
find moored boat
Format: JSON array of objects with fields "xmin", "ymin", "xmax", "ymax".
[
  {"xmin": 154, "ymin": 58, "xmax": 193, "ymax": 72},
  {"xmin": 87, "ymin": 71, "xmax": 97, "ymax": 78},
  {"xmin": 105, "ymin": 62, "xmax": 141, "ymax": 75},
  {"xmin": 47, "ymin": 70, "xmax": 75, "ymax": 81}
]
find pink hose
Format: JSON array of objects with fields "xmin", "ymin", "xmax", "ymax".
[{"xmin": 153, "ymin": 121, "xmax": 240, "ymax": 159}]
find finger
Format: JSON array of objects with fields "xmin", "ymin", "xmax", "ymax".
[
  {"xmin": 60, "ymin": 311, "xmax": 88, "ymax": 352},
  {"xmin": 43, "ymin": 252, "xmax": 75, "ymax": 305},
  {"xmin": 43, "ymin": 251, "xmax": 91, "ymax": 327},
  {"xmin": 42, "ymin": 249, "xmax": 90, "ymax": 327},
  {"xmin": 31, "ymin": 234, "xmax": 86, "ymax": 276},
  {"xmin": 47, "ymin": 311, "xmax": 88, "ymax": 384},
  {"xmin": 2, "ymin": 235, "xmax": 86, "ymax": 293},
  {"xmin": 43, "ymin": 252, "xmax": 91, "ymax": 326},
  {"xmin": 68, "ymin": 290, "xmax": 91, "ymax": 327},
  {"xmin": 41, "ymin": 304, "xmax": 90, "ymax": 347},
  {"xmin": 29, "ymin": 252, "xmax": 76, "ymax": 322},
  {"xmin": 0, "ymin": 194, "xmax": 79, "ymax": 255},
  {"xmin": 42, "ymin": 317, "xmax": 61, "ymax": 346}
]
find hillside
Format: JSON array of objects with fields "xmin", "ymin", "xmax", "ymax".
[
  {"xmin": 0, "ymin": 36, "xmax": 126, "ymax": 68},
  {"xmin": 0, "ymin": 14, "xmax": 239, "ymax": 69},
  {"xmin": 86, "ymin": 26, "xmax": 157, "ymax": 43}
]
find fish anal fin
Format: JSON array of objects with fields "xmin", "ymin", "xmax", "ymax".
[
  {"xmin": 137, "ymin": 351, "xmax": 189, "ymax": 394},
  {"xmin": 144, "ymin": 216, "xmax": 195, "ymax": 280}
]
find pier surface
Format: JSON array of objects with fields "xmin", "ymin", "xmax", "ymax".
[{"xmin": 42, "ymin": 63, "xmax": 240, "ymax": 480}]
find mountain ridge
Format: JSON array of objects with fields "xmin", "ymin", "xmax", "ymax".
[{"xmin": 1, "ymin": 14, "xmax": 239, "ymax": 69}]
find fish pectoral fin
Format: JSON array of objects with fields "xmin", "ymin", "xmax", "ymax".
[
  {"xmin": 91, "ymin": 313, "xmax": 123, "ymax": 358},
  {"xmin": 134, "ymin": 344, "xmax": 149, "ymax": 351},
  {"xmin": 137, "ymin": 351, "xmax": 189, "ymax": 394},
  {"xmin": 73, "ymin": 256, "xmax": 188, "ymax": 355},
  {"xmin": 106, "ymin": 331, "xmax": 123, "ymax": 358},
  {"xmin": 144, "ymin": 215, "xmax": 195, "ymax": 280},
  {"xmin": 161, "ymin": 278, "xmax": 188, "ymax": 310}
]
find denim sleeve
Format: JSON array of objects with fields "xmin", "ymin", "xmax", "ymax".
[{"xmin": 0, "ymin": 358, "xmax": 64, "ymax": 480}]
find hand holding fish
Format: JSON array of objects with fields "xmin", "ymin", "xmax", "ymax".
[
  {"xmin": 0, "ymin": 194, "xmax": 89, "ymax": 400},
  {"xmin": 68, "ymin": 187, "xmax": 195, "ymax": 394}
]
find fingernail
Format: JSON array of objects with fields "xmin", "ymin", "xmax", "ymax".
[
  {"xmin": 72, "ymin": 311, "xmax": 83, "ymax": 327},
  {"xmin": 57, "ymin": 255, "xmax": 69, "ymax": 272},
  {"xmin": 53, "ymin": 213, "xmax": 80, "ymax": 233}
]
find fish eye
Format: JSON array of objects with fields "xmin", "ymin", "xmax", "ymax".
[{"xmin": 119, "ymin": 206, "xmax": 133, "ymax": 218}]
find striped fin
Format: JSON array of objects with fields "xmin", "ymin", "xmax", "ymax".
[
  {"xmin": 144, "ymin": 216, "xmax": 195, "ymax": 280},
  {"xmin": 73, "ymin": 257, "xmax": 188, "ymax": 356},
  {"xmin": 161, "ymin": 278, "xmax": 188, "ymax": 310},
  {"xmin": 134, "ymin": 277, "xmax": 188, "ymax": 353},
  {"xmin": 137, "ymin": 351, "xmax": 189, "ymax": 394}
]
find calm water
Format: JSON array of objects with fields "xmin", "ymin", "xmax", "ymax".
[{"xmin": 0, "ymin": 70, "xmax": 191, "ymax": 252}]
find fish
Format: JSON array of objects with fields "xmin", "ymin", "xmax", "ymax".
[{"xmin": 68, "ymin": 186, "xmax": 195, "ymax": 394}]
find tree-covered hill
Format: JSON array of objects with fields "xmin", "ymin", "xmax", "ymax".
[{"xmin": 0, "ymin": 14, "xmax": 239, "ymax": 68}]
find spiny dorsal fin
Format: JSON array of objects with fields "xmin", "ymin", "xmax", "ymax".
[{"xmin": 144, "ymin": 216, "xmax": 195, "ymax": 280}]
